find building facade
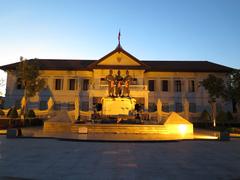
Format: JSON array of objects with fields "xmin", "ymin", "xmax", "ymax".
[{"xmin": 0, "ymin": 44, "xmax": 233, "ymax": 120}]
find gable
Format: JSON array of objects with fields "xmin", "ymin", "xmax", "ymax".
[{"xmin": 98, "ymin": 51, "xmax": 141, "ymax": 66}]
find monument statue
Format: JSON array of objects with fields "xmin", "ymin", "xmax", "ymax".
[
  {"xmin": 102, "ymin": 69, "xmax": 136, "ymax": 116},
  {"xmin": 123, "ymin": 70, "xmax": 132, "ymax": 97},
  {"xmin": 115, "ymin": 70, "xmax": 123, "ymax": 97},
  {"xmin": 106, "ymin": 69, "xmax": 115, "ymax": 97}
]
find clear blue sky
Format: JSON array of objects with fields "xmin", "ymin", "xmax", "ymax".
[{"xmin": 0, "ymin": 0, "xmax": 240, "ymax": 95}]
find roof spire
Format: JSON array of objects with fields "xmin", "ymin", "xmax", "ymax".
[{"xmin": 118, "ymin": 29, "xmax": 121, "ymax": 45}]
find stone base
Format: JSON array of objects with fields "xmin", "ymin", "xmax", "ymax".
[
  {"xmin": 43, "ymin": 121, "xmax": 71, "ymax": 133},
  {"xmin": 71, "ymin": 124, "xmax": 169, "ymax": 134},
  {"xmin": 101, "ymin": 97, "xmax": 136, "ymax": 116}
]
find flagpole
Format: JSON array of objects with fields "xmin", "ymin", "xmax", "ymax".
[{"xmin": 118, "ymin": 30, "xmax": 121, "ymax": 45}]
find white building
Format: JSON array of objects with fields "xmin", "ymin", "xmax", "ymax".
[{"xmin": 0, "ymin": 44, "xmax": 233, "ymax": 121}]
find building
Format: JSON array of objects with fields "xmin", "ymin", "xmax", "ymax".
[{"xmin": 0, "ymin": 43, "xmax": 233, "ymax": 121}]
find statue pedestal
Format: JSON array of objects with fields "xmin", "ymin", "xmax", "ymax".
[{"xmin": 101, "ymin": 97, "xmax": 136, "ymax": 116}]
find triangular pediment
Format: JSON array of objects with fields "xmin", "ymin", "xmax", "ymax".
[
  {"xmin": 98, "ymin": 51, "xmax": 141, "ymax": 66},
  {"xmin": 88, "ymin": 45, "xmax": 149, "ymax": 69}
]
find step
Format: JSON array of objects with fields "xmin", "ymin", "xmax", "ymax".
[
  {"xmin": 44, "ymin": 121, "xmax": 71, "ymax": 133},
  {"xmin": 71, "ymin": 124, "xmax": 169, "ymax": 134}
]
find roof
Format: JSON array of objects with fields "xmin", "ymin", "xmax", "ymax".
[
  {"xmin": 0, "ymin": 59, "xmax": 233, "ymax": 73},
  {"xmin": 142, "ymin": 60, "xmax": 233, "ymax": 72},
  {"xmin": 0, "ymin": 59, "xmax": 95, "ymax": 71},
  {"xmin": 87, "ymin": 44, "xmax": 150, "ymax": 69},
  {"xmin": 0, "ymin": 45, "xmax": 234, "ymax": 73}
]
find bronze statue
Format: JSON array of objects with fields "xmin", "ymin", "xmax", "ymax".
[
  {"xmin": 106, "ymin": 69, "xmax": 115, "ymax": 97},
  {"xmin": 123, "ymin": 70, "xmax": 132, "ymax": 97},
  {"xmin": 115, "ymin": 70, "xmax": 123, "ymax": 97}
]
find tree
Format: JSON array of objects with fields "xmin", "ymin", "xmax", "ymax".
[
  {"xmin": 202, "ymin": 74, "xmax": 225, "ymax": 127},
  {"xmin": 16, "ymin": 57, "xmax": 45, "ymax": 115},
  {"xmin": 223, "ymin": 70, "xmax": 240, "ymax": 113}
]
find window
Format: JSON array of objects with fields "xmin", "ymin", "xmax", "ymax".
[
  {"xmin": 162, "ymin": 103, "xmax": 170, "ymax": 112},
  {"xmin": 162, "ymin": 80, "xmax": 168, "ymax": 92},
  {"xmin": 189, "ymin": 80, "xmax": 195, "ymax": 92},
  {"xmin": 100, "ymin": 78, "xmax": 107, "ymax": 85},
  {"xmin": 67, "ymin": 103, "xmax": 75, "ymax": 111},
  {"xmin": 83, "ymin": 79, "xmax": 89, "ymax": 91},
  {"xmin": 81, "ymin": 102, "xmax": 89, "ymax": 111},
  {"xmin": 55, "ymin": 79, "xmax": 63, "ymax": 90},
  {"xmin": 174, "ymin": 80, "xmax": 181, "ymax": 92},
  {"xmin": 148, "ymin": 103, "xmax": 157, "ymax": 112},
  {"xmin": 175, "ymin": 103, "xmax": 183, "ymax": 112},
  {"xmin": 189, "ymin": 103, "xmax": 196, "ymax": 113},
  {"xmin": 68, "ymin": 79, "xmax": 76, "ymax": 90},
  {"xmin": 16, "ymin": 78, "xmax": 23, "ymax": 89},
  {"xmin": 148, "ymin": 80, "xmax": 155, "ymax": 91},
  {"xmin": 54, "ymin": 102, "xmax": 62, "ymax": 110}
]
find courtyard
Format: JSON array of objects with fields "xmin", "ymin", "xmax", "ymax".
[{"xmin": 0, "ymin": 136, "xmax": 240, "ymax": 180}]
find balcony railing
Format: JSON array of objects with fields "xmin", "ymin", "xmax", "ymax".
[{"xmin": 89, "ymin": 84, "xmax": 148, "ymax": 91}]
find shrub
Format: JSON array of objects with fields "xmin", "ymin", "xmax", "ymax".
[
  {"xmin": 120, "ymin": 119, "xmax": 141, "ymax": 124},
  {"xmin": 23, "ymin": 109, "xmax": 37, "ymax": 126},
  {"xmin": 135, "ymin": 104, "xmax": 143, "ymax": 112},
  {"xmin": 226, "ymin": 111, "xmax": 233, "ymax": 121},
  {"xmin": 101, "ymin": 119, "xmax": 117, "ymax": 124},
  {"xmin": 95, "ymin": 103, "xmax": 102, "ymax": 111},
  {"xmin": 25, "ymin": 109, "xmax": 36, "ymax": 118},
  {"xmin": 7, "ymin": 108, "xmax": 12, "ymax": 117},
  {"xmin": 216, "ymin": 111, "xmax": 227, "ymax": 124},
  {"xmin": 0, "ymin": 109, "xmax": 4, "ymax": 116},
  {"xmin": 7, "ymin": 107, "xmax": 18, "ymax": 118},
  {"xmin": 199, "ymin": 110, "xmax": 211, "ymax": 122},
  {"xmin": 30, "ymin": 118, "xmax": 43, "ymax": 126}
]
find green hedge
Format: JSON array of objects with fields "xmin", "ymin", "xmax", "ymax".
[
  {"xmin": 199, "ymin": 110, "xmax": 211, "ymax": 122},
  {"xmin": 7, "ymin": 107, "xmax": 18, "ymax": 118},
  {"xmin": 25, "ymin": 109, "xmax": 36, "ymax": 118}
]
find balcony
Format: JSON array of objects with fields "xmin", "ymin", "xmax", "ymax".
[
  {"xmin": 88, "ymin": 84, "xmax": 148, "ymax": 97},
  {"xmin": 89, "ymin": 84, "xmax": 148, "ymax": 91}
]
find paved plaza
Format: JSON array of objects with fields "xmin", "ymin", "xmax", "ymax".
[{"xmin": 0, "ymin": 136, "xmax": 240, "ymax": 180}]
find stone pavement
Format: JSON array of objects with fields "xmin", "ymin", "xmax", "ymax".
[{"xmin": 0, "ymin": 136, "xmax": 240, "ymax": 180}]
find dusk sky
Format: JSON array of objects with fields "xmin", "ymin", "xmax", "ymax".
[{"xmin": 0, "ymin": 0, "xmax": 240, "ymax": 95}]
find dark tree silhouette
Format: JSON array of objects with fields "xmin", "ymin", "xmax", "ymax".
[
  {"xmin": 202, "ymin": 74, "xmax": 225, "ymax": 127},
  {"xmin": 16, "ymin": 57, "xmax": 45, "ymax": 115}
]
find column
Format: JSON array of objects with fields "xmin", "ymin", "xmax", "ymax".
[
  {"xmin": 144, "ymin": 92, "xmax": 148, "ymax": 111},
  {"xmin": 75, "ymin": 96, "xmax": 80, "ymax": 121},
  {"xmin": 89, "ymin": 96, "xmax": 93, "ymax": 111},
  {"xmin": 184, "ymin": 98, "xmax": 189, "ymax": 120},
  {"xmin": 21, "ymin": 96, "xmax": 26, "ymax": 112},
  {"xmin": 170, "ymin": 78, "xmax": 174, "ymax": 96},
  {"xmin": 47, "ymin": 97, "xmax": 54, "ymax": 111},
  {"xmin": 157, "ymin": 98, "xmax": 162, "ymax": 123}
]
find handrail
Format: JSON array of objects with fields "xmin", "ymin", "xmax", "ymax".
[{"xmin": 89, "ymin": 84, "xmax": 147, "ymax": 90}]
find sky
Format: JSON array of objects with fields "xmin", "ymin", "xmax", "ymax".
[{"xmin": 0, "ymin": 0, "xmax": 240, "ymax": 95}]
